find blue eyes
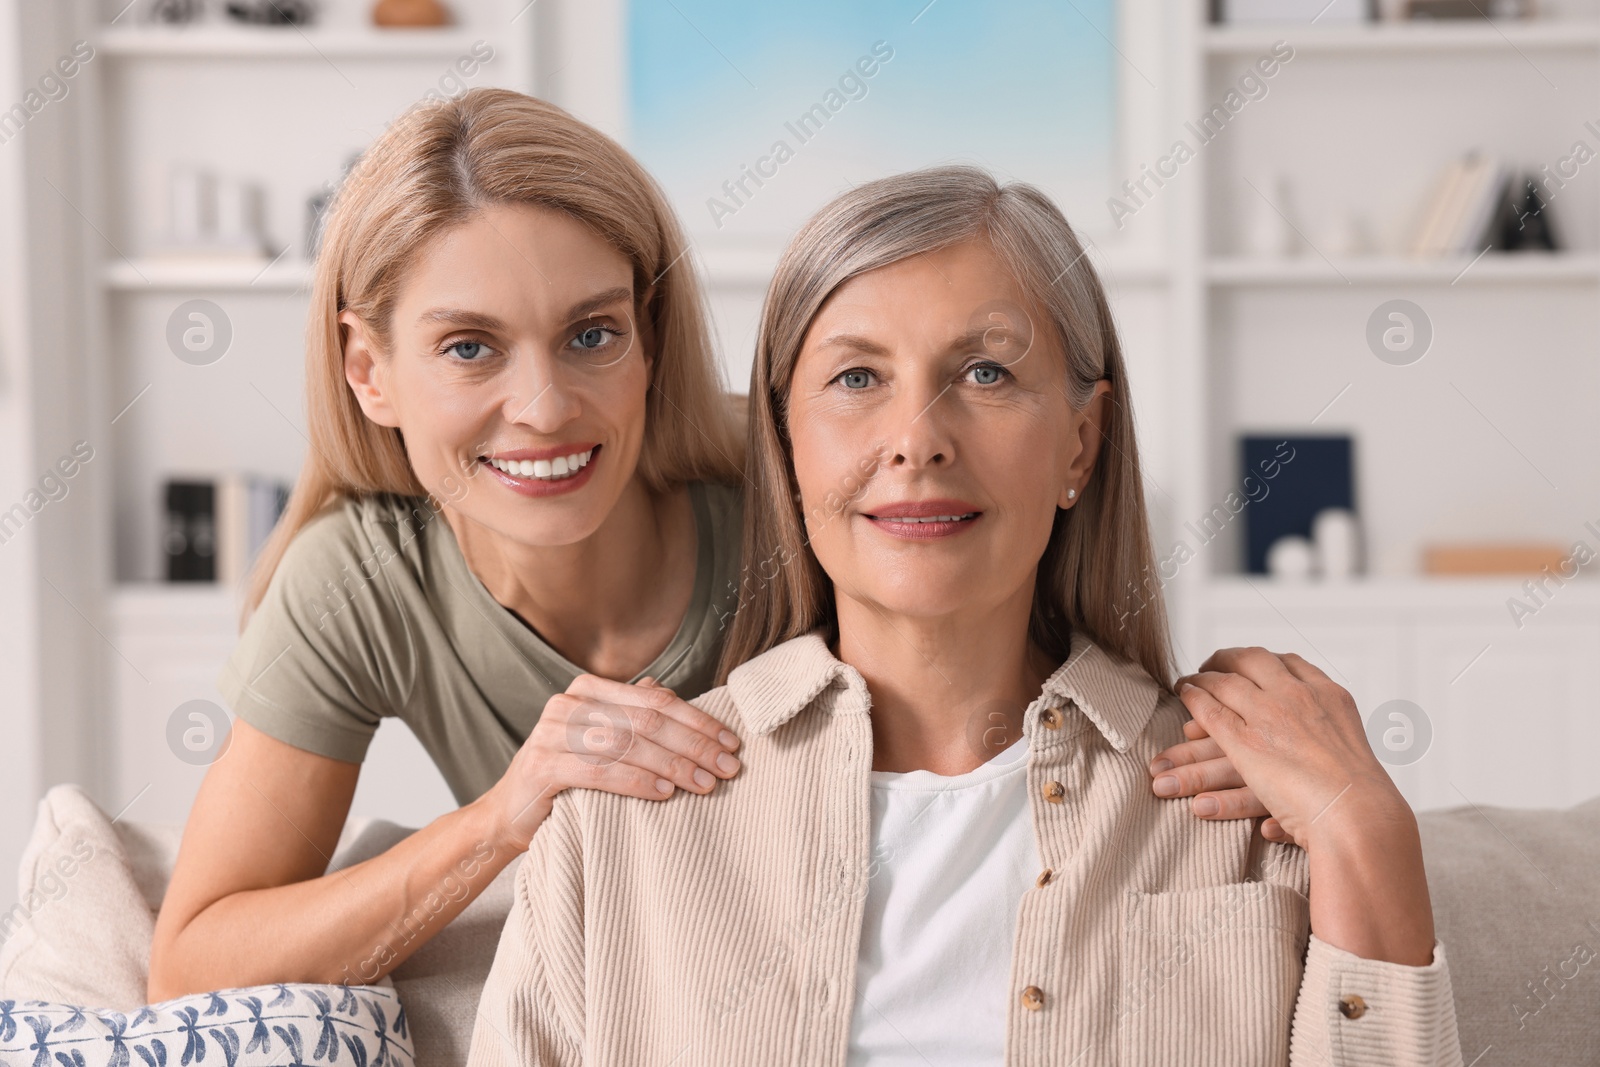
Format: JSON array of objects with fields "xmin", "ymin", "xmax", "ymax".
[
  {"xmin": 831, "ymin": 362, "xmax": 1009, "ymax": 390},
  {"xmin": 573, "ymin": 326, "xmax": 615, "ymax": 350},
  {"xmin": 439, "ymin": 325, "xmax": 622, "ymax": 363}
]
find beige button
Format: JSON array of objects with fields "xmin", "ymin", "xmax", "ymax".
[
  {"xmin": 1020, "ymin": 985, "xmax": 1044, "ymax": 1011},
  {"xmin": 1040, "ymin": 706, "xmax": 1062, "ymax": 730},
  {"xmin": 1042, "ymin": 780, "xmax": 1066, "ymax": 803},
  {"xmin": 1338, "ymin": 994, "xmax": 1367, "ymax": 1020},
  {"xmin": 1036, "ymin": 867, "xmax": 1054, "ymax": 888}
]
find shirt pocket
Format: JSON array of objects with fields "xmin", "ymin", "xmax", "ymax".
[{"xmin": 1115, "ymin": 881, "xmax": 1310, "ymax": 1067}]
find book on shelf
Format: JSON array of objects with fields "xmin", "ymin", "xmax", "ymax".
[
  {"xmin": 1407, "ymin": 153, "xmax": 1511, "ymax": 257},
  {"xmin": 163, "ymin": 472, "xmax": 290, "ymax": 585}
]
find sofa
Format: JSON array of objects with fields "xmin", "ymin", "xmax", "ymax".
[{"xmin": 2, "ymin": 783, "xmax": 1597, "ymax": 1065}]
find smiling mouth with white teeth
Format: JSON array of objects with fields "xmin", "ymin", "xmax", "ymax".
[
  {"xmin": 875, "ymin": 513, "xmax": 978, "ymax": 523},
  {"xmin": 481, "ymin": 447, "xmax": 596, "ymax": 482}
]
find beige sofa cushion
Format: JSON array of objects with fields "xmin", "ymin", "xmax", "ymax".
[{"xmin": 1416, "ymin": 794, "xmax": 1600, "ymax": 1065}]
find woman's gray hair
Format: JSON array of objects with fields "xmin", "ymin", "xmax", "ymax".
[{"xmin": 718, "ymin": 164, "xmax": 1174, "ymax": 689}]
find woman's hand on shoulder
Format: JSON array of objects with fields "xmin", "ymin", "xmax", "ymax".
[
  {"xmin": 1148, "ymin": 716, "xmax": 1299, "ymax": 845},
  {"xmin": 485, "ymin": 675, "xmax": 743, "ymax": 852},
  {"xmin": 1157, "ymin": 647, "xmax": 1412, "ymax": 854},
  {"xmin": 1166, "ymin": 647, "xmax": 1439, "ymax": 967}
]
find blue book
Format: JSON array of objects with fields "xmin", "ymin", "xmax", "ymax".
[{"xmin": 1241, "ymin": 435, "xmax": 1354, "ymax": 575}]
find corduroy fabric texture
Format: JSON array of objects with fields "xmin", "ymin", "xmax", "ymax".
[{"xmin": 467, "ymin": 630, "xmax": 1462, "ymax": 1066}]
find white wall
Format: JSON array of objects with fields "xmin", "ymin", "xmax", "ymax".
[
  {"xmin": 0, "ymin": 0, "xmax": 109, "ymax": 910},
  {"xmin": 0, "ymin": 0, "xmax": 43, "ymax": 914}
]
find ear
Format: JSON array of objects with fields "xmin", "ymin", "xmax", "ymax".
[
  {"xmin": 1059, "ymin": 379, "xmax": 1113, "ymax": 509},
  {"xmin": 340, "ymin": 309, "xmax": 401, "ymax": 428}
]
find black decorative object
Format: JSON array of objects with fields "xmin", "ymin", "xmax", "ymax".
[
  {"xmin": 146, "ymin": 0, "xmax": 204, "ymax": 23},
  {"xmin": 224, "ymin": 0, "xmax": 317, "ymax": 25},
  {"xmin": 1498, "ymin": 175, "xmax": 1560, "ymax": 252}
]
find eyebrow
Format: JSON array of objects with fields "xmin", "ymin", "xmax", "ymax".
[
  {"xmin": 814, "ymin": 326, "xmax": 1005, "ymax": 357},
  {"xmin": 414, "ymin": 286, "xmax": 634, "ymax": 331},
  {"xmin": 564, "ymin": 286, "xmax": 635, "ymax": 321}
]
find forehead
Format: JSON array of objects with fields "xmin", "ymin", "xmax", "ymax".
[
  {"xmin": 395, "ymin": 203, "xmax": 634, "ymax": 321},
  {"xmin": 801, "ymin": 238, "xmax": 1057, "ymax": 365},
  {"xmin": 803, "ymin": 239, "xmax": 1039, "ymax": 348}
]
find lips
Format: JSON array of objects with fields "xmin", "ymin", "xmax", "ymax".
[
  {"xmin": 484, "ymin": 447, "xmax": 595, "ymax": 482},
  {"xmin": 477, "ymin": 444, "xmax": 601, "ymax": 497},
  {"xmin": 862, "ymin": 497, "xmax": 982, "ymax": 540}
]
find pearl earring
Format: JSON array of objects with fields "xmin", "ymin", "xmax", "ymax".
[{"xmin": 1067, "ymin": 488, "xmax": 1077, "ymax": 500}]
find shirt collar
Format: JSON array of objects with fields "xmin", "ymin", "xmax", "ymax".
[
  {"xmin": 727, "ymin": 627, "xmax": 1164, "ymax": 753},
  {"xmin": 1037, "ymin": 629, "xmax": 1165, "ymax": 753}
]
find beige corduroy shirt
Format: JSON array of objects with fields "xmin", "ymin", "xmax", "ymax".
[{"xmin": 467, "ymin": 630, "xmax": 1463, "ymax": 1066}]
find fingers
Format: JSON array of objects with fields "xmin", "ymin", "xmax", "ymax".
[
  {"xmin": 556, "ymin": 691, "xmax": 742, "ymax": 792},
  {"xmin": 1150, "ymin": 752, "xmax": 1246, "ymax": 800},
  {"xmin": 562, "ymin": 723, "xmax": 724, "ymax": 798},
  {"xmin": 1261, "ymin": 817, "xmax": 1299, "ymax": 846},
  {"xmin": 1150, "ymin": 735, "xmax": 1225, "ymax": 772},
  {"xmin": 1175, "ymin": 785, "xmax": 1270, "ymax": 820},
  {"xmin": 567, "ymin": 672, "xmax": 742, "ymax": 753},
  {"xmin": 1191, "ymin": 646, "xmax": 1297, "ymax": 691},
  {"xmin": 551, "ymin": 759, "xmax": 678, "ymax": 804},
  {"xmin": 1182, "ymin": 718, "xmax": 1210, "ymax": 741},
  {"xmin": 1176, "ymin": 676, "xmax": 1245, "ymax": 739}
]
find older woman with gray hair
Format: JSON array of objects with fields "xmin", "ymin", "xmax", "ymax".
[{"xmin": 467, "ymin": 166, "xmax": 1462, "ymax": 1066}]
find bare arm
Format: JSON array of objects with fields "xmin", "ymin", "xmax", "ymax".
[
  {"xmin": 148, "ymin": 674, "xmax": 741, "ymax": 1000},
  {"xmin": 147, "ymin": 719, "xmax": 512, "ymax": 998}
]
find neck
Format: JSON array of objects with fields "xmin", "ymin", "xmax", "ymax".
[
  {"xmin": 441, "ymin": 477, "xmax": 693, "ymax": 679},
  {"xmin": 835, "ymin": 580, "xmax": 1055, "ymax": 775}
]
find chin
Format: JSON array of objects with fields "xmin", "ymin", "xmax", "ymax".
[
  {"xmin": 464, "ymin": 495, "xmax": 603, "ymax": 547},
  {"xmin": 839, "ymin": 579, "xmax": 972, "ymax": 621}
]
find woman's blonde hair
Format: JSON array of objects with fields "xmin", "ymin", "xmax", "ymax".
[
  {"xmin": 716, "ymin": 165, "xmax": 1173, "ymax": 689},
  {"xmin": 242, "ymin": 88, "xmax": 743, "ymax": 626}
]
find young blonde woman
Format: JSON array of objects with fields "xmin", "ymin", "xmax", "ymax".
[
  {"xmin": 146, "ymin": 89, "xmax": 754, "ymax": 999},
  {"xmin": 467, "ymin": 167, "xmax": 1462, "ymax": 1066}
]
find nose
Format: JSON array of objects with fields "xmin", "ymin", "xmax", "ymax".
[
  {"xmin": 885, "ymin": 378, "xmax": 955, "ymax": 470},
  {"xmin": 503, "ymin": 347, "xmax": 581, "ymax": 433}
]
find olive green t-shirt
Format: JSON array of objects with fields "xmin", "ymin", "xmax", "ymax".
[{"xmin": 217, "ymin": 480, "xmax": 744, "ymax": 806}]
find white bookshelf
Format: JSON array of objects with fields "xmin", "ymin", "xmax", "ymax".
[
  {"xmin": 103, "ymin": 257, "xmax": 315, "ymax": 290},
  {"xmin": 1203, "ymin": 20, "xmax": 1600, "ymax": 53},
  {"xmin": 97, "ymin": 24, "xmax": 505, "ymax": 58},
  {"xmin": 81, "ymin": 0, "xmax": 536, "ymax": 825},
  {"xmin": 90, "ymin": 0, "xmax": 534, "ymax": 588},
  {"xmin": 1205, "ymin": 252, "xmax": 1600, "ymax": 284},
  {"xmin": 1165, "ymin": 3, "xmax": 1600, "ymax": 811}
]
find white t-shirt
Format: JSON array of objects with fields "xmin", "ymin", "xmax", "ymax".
[{"xmin": 847, "ymin": 736, "xmax": 1040, "ymax": 1066}]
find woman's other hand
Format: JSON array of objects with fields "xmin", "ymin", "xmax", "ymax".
[
  {"xmin": 1168, "ymin": 646, "xmax": 1436, "ymax": 966},
  {"xmin": 1170, "ymin": 647, "xmax": 1404, "ymax": 849},
  {"xmin": 485, "ymin": 674, "xmax": 742, "ymax": 852},
  {"xmin": 1148, "ymin": 717, "xmax": 1299, "ymax": 845}
]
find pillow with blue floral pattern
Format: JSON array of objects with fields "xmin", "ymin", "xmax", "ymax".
[{"xmin": 0, "ymin": 982, "xmax": 411, "ymax": 1067}]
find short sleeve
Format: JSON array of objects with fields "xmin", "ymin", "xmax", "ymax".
[{"xmin": 217, "ymin": 500, "xmax": 416, "ymax": 763}]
